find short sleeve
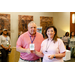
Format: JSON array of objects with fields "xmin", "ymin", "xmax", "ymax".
[
  {"xmin": 62, "ymin": 37, "xmax": 64, "ymax": 41},
  {"xmin": 58, "ymin": 39, "xmax": 66, "ymax": 53},
  {"xmin": 16, "ymin": 35, "xmax": 23, "ymax": 48},
  {"xmin": 40, "ymin": 42, "xmax": 44, "ymax": 52}
]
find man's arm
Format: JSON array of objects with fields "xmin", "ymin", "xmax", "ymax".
[{"xmin": 16, "ymin": 47, "xmax": 31, "ymax": 54}]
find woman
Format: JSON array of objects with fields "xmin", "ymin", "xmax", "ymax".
[
  {"xmin": 68, "ymin": 31, "xmax": 75, "ymax": 57},
  {"xmin": 68, "ymin": 31, "xmax": 75, "ymax": 48},
  {"xmin": 34, "ymin": 26, "xmax": 66, "ymax": 62},
  {"xmin": 0, "ymin": 29, "xmax": 11, "ymax": 62},
  {"xmin": 62, "ymin": 32, "xmax": 70, "ymax": 49}
]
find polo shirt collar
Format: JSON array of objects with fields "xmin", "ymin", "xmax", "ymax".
[{"xmin": 28, "ymin": 31, "xmax": 37, "ymax": 37}]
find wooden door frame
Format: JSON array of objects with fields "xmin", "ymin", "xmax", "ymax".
[{"xmin": 70, "ymin": 12, "xmax": 75, "ymax": 33}]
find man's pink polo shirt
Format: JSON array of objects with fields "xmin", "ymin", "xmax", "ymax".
[{"xmin": 16, "ymin": 31, "xmax": 44, "ymax": 61}]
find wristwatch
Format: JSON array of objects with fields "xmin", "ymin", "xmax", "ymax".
[{"xmin": 54, "ymin": 55, "xmax": 56, "ymax": 58}]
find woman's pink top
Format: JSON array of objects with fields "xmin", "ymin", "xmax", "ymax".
[{"xmin": 41, "ymin": 38, "xmax": 66, "ymax": 62}]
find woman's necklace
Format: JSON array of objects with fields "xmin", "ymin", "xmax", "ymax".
[{"xmin": 45, "ymin": 38, "xmax": 53, "ymax": 52}]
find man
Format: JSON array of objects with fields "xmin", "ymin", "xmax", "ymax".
[
  {"xmin": 16, "ymin": 21, "xmax": 44, "ymax": 62},
  {"xmin": 0, "ymin": 29, "xmax": 11, "ymax": 62}
]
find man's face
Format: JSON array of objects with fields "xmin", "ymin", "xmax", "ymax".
[{"xmin": 28, "ymin": 23, "xmax": 37, "ymax": 35}]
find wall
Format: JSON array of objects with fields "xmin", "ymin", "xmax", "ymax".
[
  {"xmin": 0, "ymin": 12, "xmax": 53, "ymax": 47},
  {"xmin": 53, "ymin": 12, "xmax": 70, "ymax": 37},
  {"xmin": 0, "ymin": 12, "xmax": 70, "ymax": 46}
]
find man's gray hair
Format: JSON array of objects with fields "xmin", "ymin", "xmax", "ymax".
[{"xmin": 28, "ymin": 21, "xmax": 36, "ymax": 27}]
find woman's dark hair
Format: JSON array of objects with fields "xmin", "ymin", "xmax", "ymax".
[
  {"xmin": 65, "ymin": 32, "xmax": 69, "ymax": 36},
  {"xmin": 70, "ymin": 31, "xmax": 75, "ymax": 38},
  {"xmin": 0, "ymin": 32, "xmax": 3, "ymax": 35},
  {"xmin": 0, "ymin": 31, "xmax": 10, "ymax": 36},
  {"xmin": 45, "ymin": 26, "xmax": 58, "ymax": 43}
]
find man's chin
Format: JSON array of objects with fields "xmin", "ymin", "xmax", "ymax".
[{"xmin": 31, "ymin": 32, "xmax": 36, "ymax": 35}]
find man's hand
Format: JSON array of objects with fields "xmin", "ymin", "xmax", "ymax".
[{"xmin": 26, "ymin": 48, "xmax": 31, "ymax": 54}]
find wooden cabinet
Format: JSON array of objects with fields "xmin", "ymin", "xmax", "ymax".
[{"xmin": 8, "ymin": 47, "xmax": 20, "ymax": 62}]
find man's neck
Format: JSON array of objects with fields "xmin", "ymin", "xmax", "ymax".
[
  {"xmin": 31, "ymin": 34, "xmax": 36, "ymax": 37},
  {"xmin": 29, "ymin": 32, "xmax": 36, "ymax": 37}
]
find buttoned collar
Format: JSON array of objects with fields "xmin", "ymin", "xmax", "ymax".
[{"xmin": 28, "ymin": 31, "xmax": 37, "ymax": 37}]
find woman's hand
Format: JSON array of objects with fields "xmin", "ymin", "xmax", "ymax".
[
  {"xmin": 48, "ymin": 52, "xmax": 66, "ymax": 59},
  {"xmin": 32, "ymin": 50, "xmax": 44, "ymax": 57},
  {"xmin": 48, "ymin": 55, "xmax": 54, "ymax": 59},
  {"xmin": 32, "ymin": 50, "xmax": 37, "ymax": 54},
  {"xmin": 6, "ymin": 45, "xmax": 11, "ymax": 50}
]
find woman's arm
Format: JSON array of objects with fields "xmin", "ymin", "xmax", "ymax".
[
  {"xmin": 1, "ymin": 44, "xmax": 7, "ymax": 50},
  {"xmin": 34, "ymin": 50, "xmax": 44, "ymax": 57},
  {"xmin": 48, "ymin": 52, "xmax": 66, "ymax": 59},
  {"xmin": 48, "ymin": 39, "xmax": 66, "ymax": 59}
]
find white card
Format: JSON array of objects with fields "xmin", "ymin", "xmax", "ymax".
[
  {"xmin": 30, "ymin": 44, "xmax": 35, "ymax": 50},
  {"xmin": 7, "ymin": 41, "xmax": 9, "ymax": 46}
]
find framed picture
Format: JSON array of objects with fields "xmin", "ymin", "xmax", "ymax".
[
  {"xmin": 0, "ymin": 14, "xmax": 10, "ymax": 36},
  {"xmin": 18, "ymin": 15, "xmax": 33, "ymax": 36},
  {"xmin": 40, "ymin": 16, "xmax": 53, "ymax": 26},
  {"xmin": 40, "ymin": 16, "xmax": 53, "ymax": 35}
]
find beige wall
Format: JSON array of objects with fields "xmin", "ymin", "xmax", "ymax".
[
  {"xmin": 0, "ymin": 12, "xmax": 70, "ymax": 47},
  {"xmin": 0, "ymin": 12, "xmax": 53, "ymax": 47},
  {"xmin": 53, "ymin": 12, "xmax": 70, "ymax": 37}
]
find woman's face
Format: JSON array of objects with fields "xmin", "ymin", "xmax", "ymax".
[
  {"xmin": 66, "ymin": 33, "xmax": 69, "ymax": 36},
  {"xmin": 46, "ymin": 28, "xmax": 55, "ymax": 38},
  {"xmin": 71, "ymin": 32, "xmax": 74, "ymax": 36},
  {"xmin": 3, "ymin": 31, "xmax": 7, "ymax": 35}
]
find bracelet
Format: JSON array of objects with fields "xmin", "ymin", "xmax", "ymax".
[{"xmin": 54, "ymin": 54, "xmax": 56, "ymax": 58}]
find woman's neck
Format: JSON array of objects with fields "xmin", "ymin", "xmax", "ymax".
[
  {"xmin": 48, "ymin": 37, "xmax": 53, "ymax": 40},
  {"xmin": 71, "ymin": 36, "xmax": 74, "ymax": 38},
  {"xmin": 3, "ymin": 34, "xmax": 7, "ymax": 37}
]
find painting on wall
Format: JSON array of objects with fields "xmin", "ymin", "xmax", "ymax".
[
  {"xmin": 0, "ymin": 14, "xmax": 10, "ymax": 35},
  {"xmin": 18, "ymin": 15, "xmax": 33, "ymax": 36},
  {"xmin": 40, "ymin": 16, "xmax": 53, "ymax": 37}
]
